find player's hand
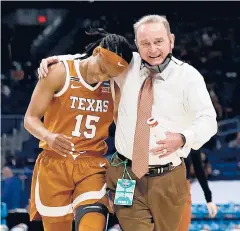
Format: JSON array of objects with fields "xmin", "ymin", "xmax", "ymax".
[
  {"xmin": 45, "ymin": 133, "xmax": 74, "ymax": 157},
  {"xmin": 38, "ymin": 56, "xmax": 59, "ymax": 79},
  {"xmin": 108, "ymin": 198, "xmax": 115, "ymax": 214},
  {"xmin": 150, "ymin": 132, "xmax": 184, "ymax": 158},
  {"xmin": 207, "ymin": 202, "xmax": 218, "ymax": 217},
  {"xmin": 107, "ymin": 190, "xmax": 115, "ymax": 214}
]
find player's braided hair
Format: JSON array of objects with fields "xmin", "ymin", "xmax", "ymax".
[{"xmin": 84, "ymin": 28, "xmax": 133, "ymax": 64}]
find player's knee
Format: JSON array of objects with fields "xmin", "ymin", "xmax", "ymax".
[
  {"xmin": 78, "ymin": 213, "xmax": 106, "ymax": 231},
  {"xmin": 43, "ymin": 220, "xmax": 72, "ymax": 231},
  {"xmin": 75, "ymin": 202, "xmax": 109, "ymax": 231}
]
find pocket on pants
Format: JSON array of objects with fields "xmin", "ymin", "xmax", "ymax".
[{"xmin": 106, "ymin": 166, "xmax": 124, "ymax": 191}]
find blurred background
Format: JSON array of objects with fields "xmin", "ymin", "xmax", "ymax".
[{"xmin": 1, "ymin": 1, "xmax": 240, "ymax": 231}]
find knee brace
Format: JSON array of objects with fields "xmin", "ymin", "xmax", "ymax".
[{"xmin": 75, "ymin": 202, "xmax": 109, "ymax": 231}]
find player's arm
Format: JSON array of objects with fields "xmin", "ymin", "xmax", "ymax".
[
  {"xmin": 191, "ymin": 150, "xmax": 212, "ymax": 203},
  {"xmin": 38, "ymin": 54, "xmax": 81, "ymax": 78},
  {"xmin": 24, "ymin": 63, "xmax": 73, "ymax": 156},
  {"xmin": 191, "ymin": 150, "xmax": 218, "ymax": 217}
]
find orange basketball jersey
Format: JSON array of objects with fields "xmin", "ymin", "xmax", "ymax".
[{"xmin": 40, "ymin": 59, "xmax": 114, "ymax": 155}]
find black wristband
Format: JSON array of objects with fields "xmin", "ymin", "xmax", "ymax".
[{"xmin": 179, "ymin": 133, "xmax": 186, "ymax": 147}]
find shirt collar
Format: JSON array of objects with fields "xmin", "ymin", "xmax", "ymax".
[
  {"xmin": 141, "ymin": 56, "xmax": 177, "ymax": 81},
  {"xmin": 158, "ymin": 60, "xmax": 173, "ymax": 80},
  {"xmin": 151, "ymin": 59, "xmax": 173, "ymax": 81}
]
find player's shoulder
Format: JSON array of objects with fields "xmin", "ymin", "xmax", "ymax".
[
  {"xmin": 39, "ymin": 62, "xmax": 66, "ymax": 90},
  {"xmin": 48, "ymin": 61, "xmax": 65, "ymax": 71}
]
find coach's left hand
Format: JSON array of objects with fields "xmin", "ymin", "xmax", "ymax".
[{"xmin": 150, "ymin": 132, "xmax": 184, "ymax": 158}]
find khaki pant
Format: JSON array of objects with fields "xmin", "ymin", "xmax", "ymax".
[
  {"xmin": 30, "ymin": 150, "xmax": 110, "ymax": 226},
  {"xmin": 106, "ymin": 154, "xmax": 188, "ymax": 231},
  {"xmin": 177, "ymin": 180, "xmax": 192, "ymax": 231}
]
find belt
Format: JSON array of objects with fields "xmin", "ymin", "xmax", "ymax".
[{"xmin": 117, "ymin": 153, "xmax": 179, "ymax": 176}]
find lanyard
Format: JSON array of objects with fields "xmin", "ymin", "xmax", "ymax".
[{"xmin": 110, "ymin": 152, "xmax": 132, "ymax": 180}]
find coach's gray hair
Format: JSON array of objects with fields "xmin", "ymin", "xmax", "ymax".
[{"xmin": 133, "ymin": 15, "xmax": 171, "ymax": 36}]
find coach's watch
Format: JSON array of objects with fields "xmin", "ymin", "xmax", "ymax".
[{"xmin": 179, "ymin": 133, "xmax": 186, "ymax": 147}]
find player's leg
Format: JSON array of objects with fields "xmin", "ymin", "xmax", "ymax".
[
  {"xmin": 29, "ymin": 153, "xmax": 42, "ymax": 221},
  {"xmin": 31, "ymin": 151, "xmax": 75, "ymax": 230},
  {"xmin": 73, "ymin": 156, "xmax": 110, "ymax": 231},
  {"xmin": 75, "ymin": 202, "xmax": 108, "ymax": 231},
  {"xmin": 42, "ymin": 219, "xmax": 73, "ymax": 231}
]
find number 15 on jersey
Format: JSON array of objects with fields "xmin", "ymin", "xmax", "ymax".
[{"xmin": 72, "ymin": 114, "xmax": 100, "ymax": 139}]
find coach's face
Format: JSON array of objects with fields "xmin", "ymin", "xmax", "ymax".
[{"xmin": 136, "ymin": 22, "xmax": 175, "ymax": 66}]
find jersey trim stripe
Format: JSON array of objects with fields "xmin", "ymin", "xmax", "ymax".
[
  {"xmin": 54, "ymin": 60, "xmax": 71, "ymax": 97},
  {"xmin": 71, "ymin": 183, "xmax": 106, "ymax": 209},
  {"xmin": 35, "ymin": 173, "xmax": 73, "ymax": 216}
]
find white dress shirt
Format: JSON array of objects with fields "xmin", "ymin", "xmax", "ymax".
[
  {"xmin": 114, "ymin": 52, "xmax": 217, "ymax": 165},
  {"xmin": 58, "ymin": 52, "xmax": 218, "ymax": 166}
]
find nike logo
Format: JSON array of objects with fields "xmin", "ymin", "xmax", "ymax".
[
  {"xmin": 71, "ymin": 84, "xmax": 81, "ymax": 89},
  {"xmin": 100, "ymin": 163, "xmax": 106, "ymax": 168},
  {"xmin": 72, "ymin": 154, "xmax": 80, "ymax": 160},
  {"xmin": 118, "ymin": 62, "xmax": 125, "ymax": 67}
]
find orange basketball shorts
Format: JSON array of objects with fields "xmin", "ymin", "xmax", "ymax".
[{"xmin": 29, "ymin": 150, "xmax": 110, "ymax": 223}]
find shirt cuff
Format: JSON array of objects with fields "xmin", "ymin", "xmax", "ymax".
[{"xmin": 180, "ymin": 129, "xmax": 195, "ymax": 149}]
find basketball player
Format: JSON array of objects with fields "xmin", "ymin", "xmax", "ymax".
[{"xmin": 24, "ymin": 30, "xmax": 133, "ymax": 231}]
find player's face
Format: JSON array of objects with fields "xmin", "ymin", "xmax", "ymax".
[
  {"xmin": 87, "ymin": 55, "xmax": 126, "ymax": 83},
  {"xmin": 87, "ymin": 55, "xmax": 110, "ymax": 84},
  {"xmin": 136, "ymin": 22, "xmax": 174, "ymax": 66}
]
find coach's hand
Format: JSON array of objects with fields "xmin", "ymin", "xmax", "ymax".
[
  {"xmin": 207, "ymin": 202, "xmax": 218, "ymax": 218},
  {"xmin": 45, "ymin": 133, "xmax": 74, "ymax": 157},
  {"xmin": 38, "ymin": 56, "xmax": 59, "ymax": 79},
  {"xmin": 150, "ymin": 132, "xmax": 184, "ymax": 158}
]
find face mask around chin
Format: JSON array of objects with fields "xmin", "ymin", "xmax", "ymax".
[{"xmin": 142, "ymin": 53, "xmax": 172, "ymax": 73}]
